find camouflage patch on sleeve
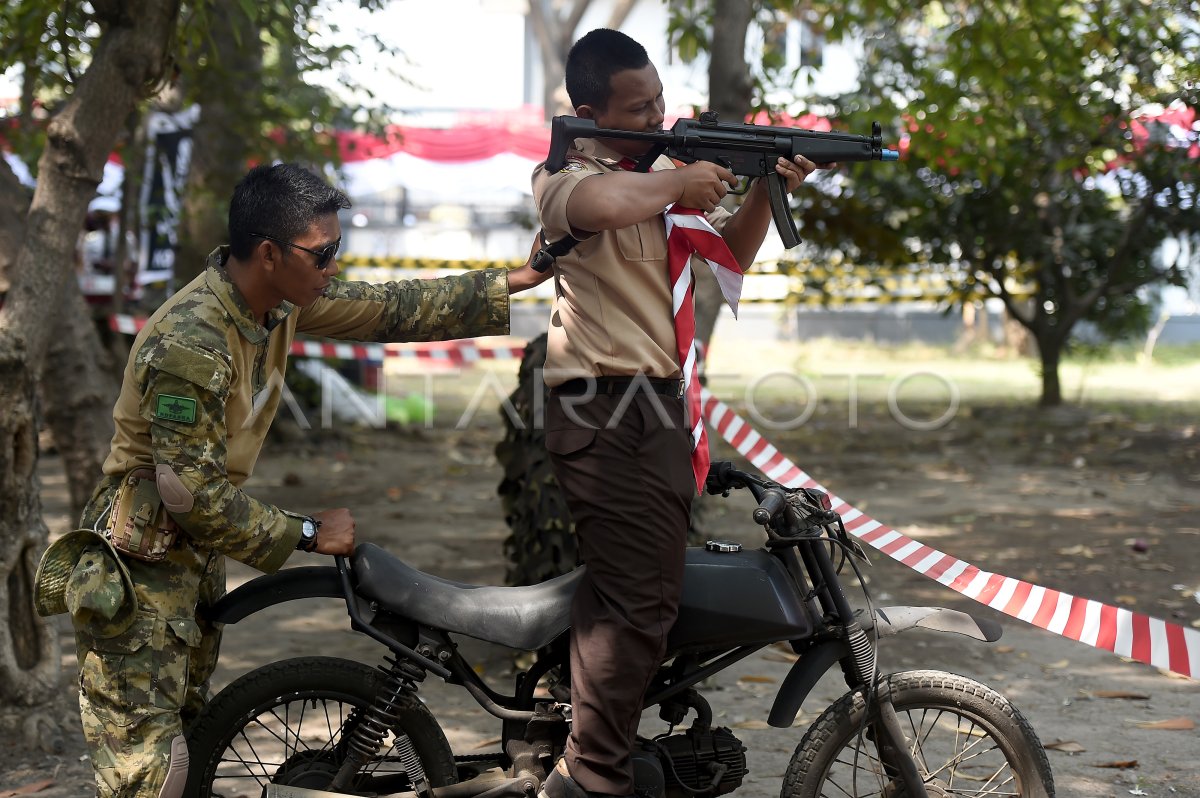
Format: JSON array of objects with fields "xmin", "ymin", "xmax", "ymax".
[{"xmin": 155, "ymin": 340, "xmax": 230, "ymax": 395}]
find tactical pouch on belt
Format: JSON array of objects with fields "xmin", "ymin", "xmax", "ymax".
[{"xmin": 106, "ymin": 468, "xmax": 178, "ymax": 562}]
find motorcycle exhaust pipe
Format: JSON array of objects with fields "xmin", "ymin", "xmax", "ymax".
[{"xmin": 261, "ymin": 768, "xmax": 536, "ymax": 798}]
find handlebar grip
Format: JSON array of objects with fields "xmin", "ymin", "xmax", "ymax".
[
  {"xmin": 767, "ymin": 172, "xmax": 801, "ymax": 248},
  {"xmin": 705, "ymin": 461, "xmax": 736, "ymax": 494},
  {"xmin": 753, "ymin": 488, "xmax": 787, "ymax": 526}
]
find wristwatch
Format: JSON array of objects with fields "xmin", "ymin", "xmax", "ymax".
[{"xmin": 297, "ymin": 517, "xmax": 320, "ymax": 553}]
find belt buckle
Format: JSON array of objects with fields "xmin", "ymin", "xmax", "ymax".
[{"xmin": 677, "ymin": 380, "xmax": 685, "ymax": 398}]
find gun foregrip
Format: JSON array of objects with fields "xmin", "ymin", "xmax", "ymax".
[{"xmin": 768, "ymin": 172, "xmax": 801, "ymax": 248}]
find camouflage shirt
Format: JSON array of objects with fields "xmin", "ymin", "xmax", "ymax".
[{"xmin": 82, "ymin": 247, "xmax": 510, "ymax": 576}]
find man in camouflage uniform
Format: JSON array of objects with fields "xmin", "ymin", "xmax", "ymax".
[{"xmin": 57, "ymin": 163, "xmax": 548, "ymax": 797}]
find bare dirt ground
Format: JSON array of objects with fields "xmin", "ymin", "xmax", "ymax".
[{"xmin": 6, "ymin": 390, "xmax": 1199, "ymax": 798}]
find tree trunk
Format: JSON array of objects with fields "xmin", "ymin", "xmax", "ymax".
[
  {"xmin": 1, "ymin": 97, "xmax": 118, "ymax": 528},
  {"xmin": 0, "ymin": 0, "xmax": 181, "ymax": 723},
  {"xmin": 0, "ymin": 154, "xmax": 32, "ymax": 297},
  {"xmin": 176, "ymin": 0, "xmax": 262, "ymax": 285},
  {"xmin": 1034, "ymin": 329, "xmax": 1064, "ymax": 407},
  {"xmin": 0, "ymin": 356, "xmax": 61, "ymax": 698},
  {"xmin": 695, "ymin": 0, "xmax": 754, "ymax": 351},
  {"xmin": 41, "ymin": 281, "xmax": 119, "ymax": 521}
]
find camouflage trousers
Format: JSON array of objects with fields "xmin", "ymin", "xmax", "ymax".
[{"xmin": 73, "ymin": 548, "xmax": 225, "ymax": 798}]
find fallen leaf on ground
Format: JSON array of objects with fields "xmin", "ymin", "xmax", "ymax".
[
  {"xmin": 761, "ymin": 652, "xmax": 799, "ymax": 663},
  {"xmin": 1043, "ymin": 659, "xmax": 1071, "ymax": 670},
  {"xmin": 1132, "ymin": 716, "xmax": 1195, "ymax": 730},
  {"xmin": 474, "ymin": 737, "xmax": 503, "ymax": 749},
  {"xmin": 994, "ymin": 645, "xmax": 1015, "ymax": 654},
  {"xmin": 1093, "ymin": 760, "xmax": 1139, "ymax": 769},
  {"xmin": 1087, "ymin": 690, "xmax": 1150, "ymax": 700},
  {"xmin": 0, "ymin": 780, "xmax": 55, "ymax": 797},
  {"xmin": 1115, "ymin": 595, "xmax": 1139, "ymax": 605},
  {"xmin": 1044, "ymin": 740, "xmax": 1086, "ymax": 753}
]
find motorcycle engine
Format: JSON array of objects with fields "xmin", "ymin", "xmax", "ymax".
[{"xmin": 652, "ymin": 726, "xmax": 747, "ymax": 798}]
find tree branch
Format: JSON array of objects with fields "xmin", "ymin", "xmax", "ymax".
[
  {"xmin": 606, "ymin": 0, "xmax": 638, "ymax": 29},
  {"xmin": 979, "ymin": 259, "xmax": 1033, "ymax": 329},
  {"xmin": 563, "ymin": 0, "xmax": 592, "ymax": 48},
  {"xmin": 527, "ymin": 0, "xmax": 561, "ymax": 73},
  {"xmin": 57, "ymin": 1, "xmax": 79, "ymax": 85}
]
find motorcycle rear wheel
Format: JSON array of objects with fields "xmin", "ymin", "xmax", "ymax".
[
  {"xmin": 783, "ymin": 669, "xmax": 1054, "ymax": 797},
  {"xmin": 185, "ymin": 656, "xmax": 457, "ymax": 797}
]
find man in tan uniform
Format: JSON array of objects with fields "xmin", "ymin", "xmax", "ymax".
[
  {"xmin": 36, "ymin": 163, "xmax": 548, "ymax": 798},
  {"xmin": 531, "ymin": 29, "xmax": 818, "ymax": 798}
]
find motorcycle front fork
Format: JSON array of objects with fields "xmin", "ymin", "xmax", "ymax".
[
  {"xmin": 844, "ymin": 623, "xmax": 929, "ymax": 798},
  {"xmin": 870, "ymin": 681, "xmax": 930, "ymax": 798}
]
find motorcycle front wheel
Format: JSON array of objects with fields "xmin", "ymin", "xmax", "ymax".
[
  {"xmin": 783, "ymin": 669, "xmax": 1054, "ymax": 797},
  {"xmin": 185, "ymin": 656, "xmax": 457, "ymax": 798}
]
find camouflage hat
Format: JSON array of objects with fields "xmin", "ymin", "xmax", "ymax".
[{"xmin": 34, "ymin": 529, "xmax": 138, "ymax": 637}]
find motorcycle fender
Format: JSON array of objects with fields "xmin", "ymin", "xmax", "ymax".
[
  {"xmin": 767, "ymin": 639, "xmax": 851, "ymax": 728},
  {"xmin": 203, "ymin": 566, "xmax": 343, "ymax": 625},
  {"xmin": 872, "ymin": 605, "xmax": 1003, "ymax": 643}
]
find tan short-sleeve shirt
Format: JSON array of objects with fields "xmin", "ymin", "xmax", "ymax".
[{"xmin": 531, "ymin": 138, "xmax": 731, "ymax": 387}]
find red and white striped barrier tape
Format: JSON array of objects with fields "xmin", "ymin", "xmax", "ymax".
[
  {"xmin": 382, "ymin": 341, "xmax": 527, "ymax": 364},
  {"xmin": 109, "ymin": 315, "xmax": 527, "ymax": 363},
  {"xmin": 700, "ymin": 388, "xmax": 1200, "ymax": 681}
]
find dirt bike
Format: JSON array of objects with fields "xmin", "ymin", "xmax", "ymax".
[{"xmin": 185, "ymin": 461, "xmax": 1055, "ymax": 798}]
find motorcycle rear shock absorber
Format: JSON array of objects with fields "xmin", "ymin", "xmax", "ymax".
[{"xmin": 331, "ymin": 656, "xmax": 431, "ymax": 795}]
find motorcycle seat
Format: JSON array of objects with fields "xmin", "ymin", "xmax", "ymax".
[{"xmin": 352, "ymin": 543, "xmax": 583, "ymax": 650}]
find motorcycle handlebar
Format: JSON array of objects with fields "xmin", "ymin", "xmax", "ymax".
[
  {"xmin": 752, "ymin": 488, "xmax": 787, "ymax": 526},
  {"xmin": 706, "ymin": 461, "xmax": 790, "ymax": 528}
]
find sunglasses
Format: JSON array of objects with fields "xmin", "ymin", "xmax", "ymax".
[{"xmin": 251, "ymin": 232, "xmax": 341, "ymax": 270}]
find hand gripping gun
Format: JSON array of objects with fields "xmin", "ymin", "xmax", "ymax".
[{"xmin": 532, "ymin": 111, "xmax": 899, "ymax": 271}]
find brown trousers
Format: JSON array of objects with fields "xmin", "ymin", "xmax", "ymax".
[{"xmin": 545, "ymin": 387, "xmax": 695, "ymax": 796}]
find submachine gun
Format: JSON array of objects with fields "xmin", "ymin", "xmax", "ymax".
[{"xmin": 531, "ymin": 111, "xmax": 899, "ymax": 271}]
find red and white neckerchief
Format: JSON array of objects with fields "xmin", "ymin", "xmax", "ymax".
[{"xmin": 618, "ymin": 158, "xmax": 744, "ymax": 492}]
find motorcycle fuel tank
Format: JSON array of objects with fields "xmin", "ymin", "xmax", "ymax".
[{"xmin": 666, "ymin": 547, "xmax": 815, "ymax": 654}]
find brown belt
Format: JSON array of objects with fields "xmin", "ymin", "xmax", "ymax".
[{"xmin": 552, "ymin": 377, "xmax": 685, "ymax": 398}]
